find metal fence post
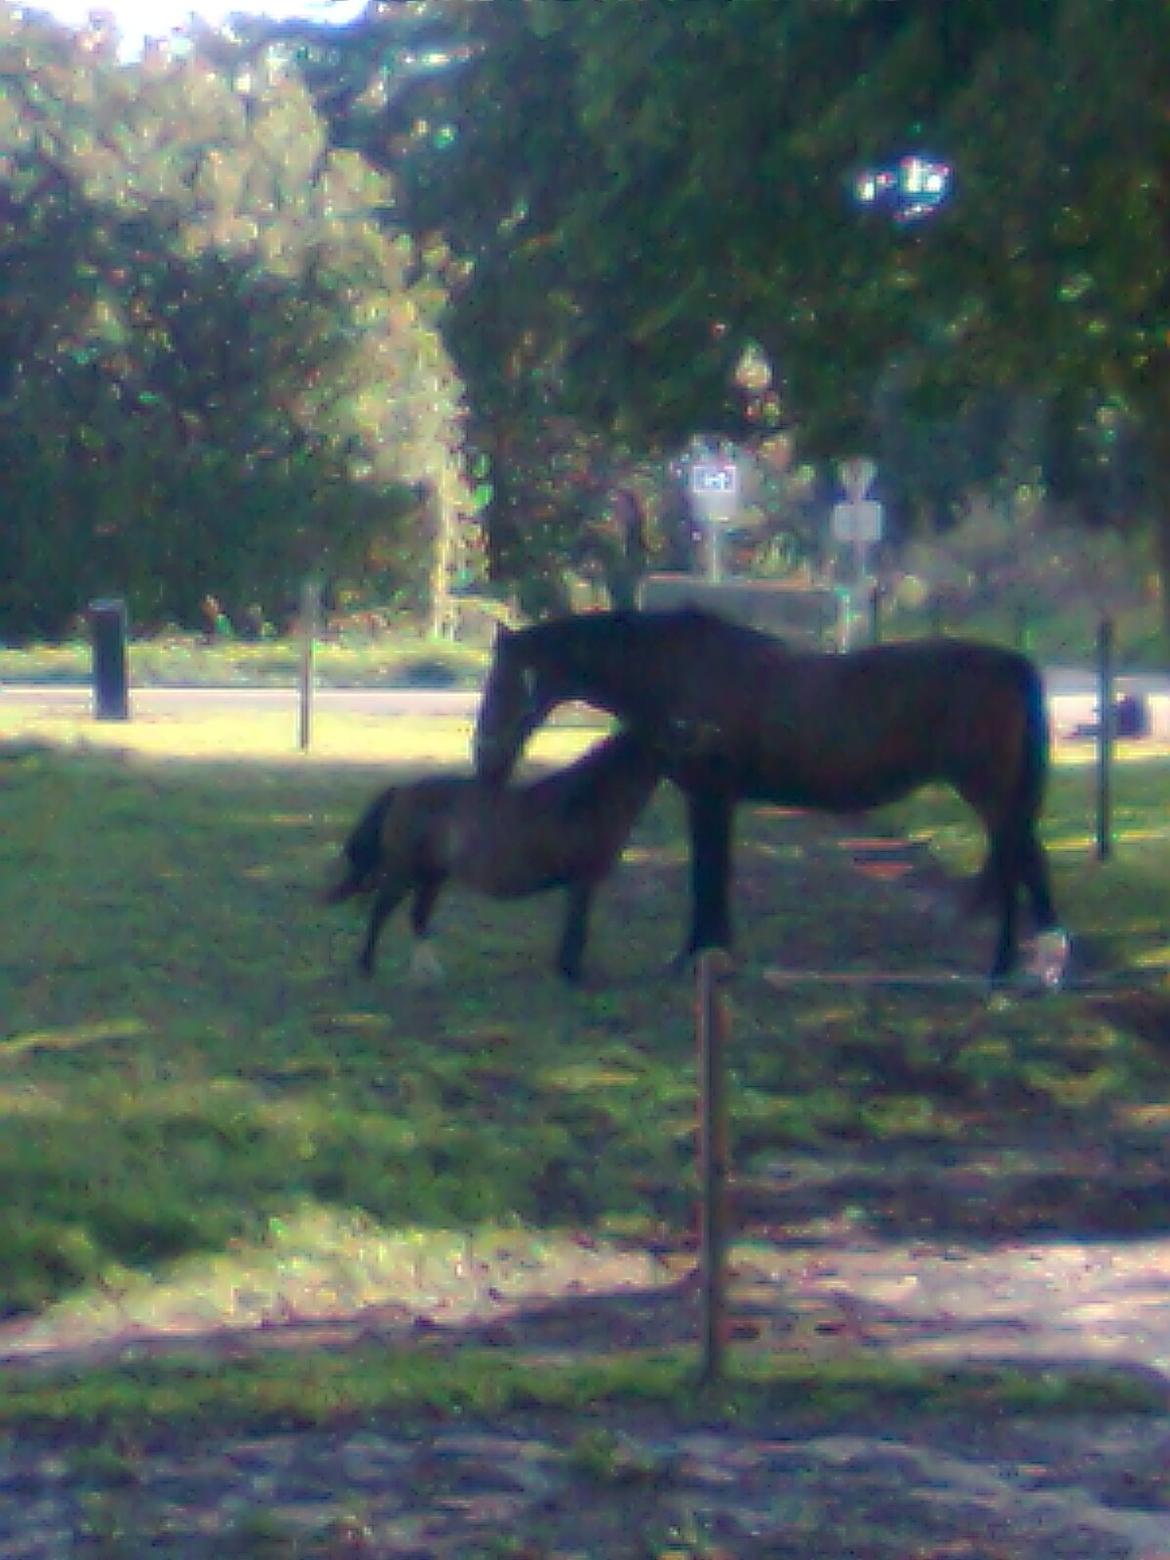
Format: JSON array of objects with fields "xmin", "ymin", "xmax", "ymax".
[
  {"xmin": 1096, "ymin": 616, "xmax": 1114, "ymax": 861},
  {"xmin": 89, "ymin": 598, "xmax": 129, "ymax": 721},
  {"xmin": 298, "ymin": 578, "xmax": 320, "ymax": 753}
]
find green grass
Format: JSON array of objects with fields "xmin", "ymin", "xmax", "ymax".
[
  {"xmin": 3, "ymin": 706, "xmax": 1170, "ymax": 1430},
  {"xmin": 886, "ymin": 592, "xmax": 1168, "ymax": 667},
  {"xmin": 890, "ymin": 745, "xmax": 1170, "ymax": 974},
  {"xmin": 1, "ymin": 1346, "xmax": 1162, "ymax": 1444},
  {"xmin": 3, "ymin": 590, "xmax": 1166, "ymax": 692},
  {"xmin": 0, "ymin": 630, "xmax": 489, "ymax": 689}
]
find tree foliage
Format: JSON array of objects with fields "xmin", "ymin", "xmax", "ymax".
[
  {"xmin": 0, "ymin": 4, "xmax": 472, "ymax": 641},
  {"xmin": 7, "ymin": 0, "xmax": 1170, "ymax": 631},
  {"xmin": 280, "ymin": 0, "xmax": 1170, "ymax": 611}
]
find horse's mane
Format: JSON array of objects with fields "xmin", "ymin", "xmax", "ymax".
[{"xmin": 521, "ymin": 606, "xmax": 777, "ymax": 654}]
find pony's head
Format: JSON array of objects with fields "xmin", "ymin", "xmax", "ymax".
[{"xmin": 473, "ymin": 623, "xmax": 567, "ymax": 782}]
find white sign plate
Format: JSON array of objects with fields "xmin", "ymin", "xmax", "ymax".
[
  {"xmin": 831, "ymin": 499, "xmax": 883, "ymax": 545},
  {"xmin": 690, "ymin": 462, "xmax": 738, "ymax": 496}
]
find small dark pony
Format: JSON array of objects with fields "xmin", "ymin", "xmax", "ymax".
[
  {"xmin": 473, "ymin": 607, "xmax": 1066, "ymax": 984},
  {"xmin": 324, "ymin": 729, "xmax": 662, "ymax": 983}
]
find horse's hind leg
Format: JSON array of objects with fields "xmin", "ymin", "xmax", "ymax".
[
  {"xmin": 978, "ymin": 821, "xmax": 1023, "ymax": 983},
  {"xmin": 987, "ymin": 819, "xmax": 1062, "ymax": 983},
  {"xmin": 1020, "ymin": 824, "xmax": 1058, "ymax": 931},
  {"xmin": 358, "ymin": 879, "xmax": 408, "ymax": 976},
  {"xmin": 556, "ymin": 881, "xmax": 594, "ymax": 983},
  {"xmin": 1018, "ymin": 824, "xmax": 1071, "ymax": 985}
]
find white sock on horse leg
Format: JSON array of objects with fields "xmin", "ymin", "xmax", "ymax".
[
  {"xmin": 1026, "ymin": 927, "xmax": 1071, "ymax": 989},
  {"xmin": 409, "ymin": 941, "xmax": 444, "ymax": 983}
]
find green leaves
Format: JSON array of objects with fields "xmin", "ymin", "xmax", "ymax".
[{"xmin": 0, "ymin": 8, "xmax": 474, "ymax": 639}]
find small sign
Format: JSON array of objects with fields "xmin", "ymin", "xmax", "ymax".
[
  {"xmin": 690, "ymin": 462, "xmax": 738, "ymax": 497},
  {"xmin": 831, "ymin": 500, "xmax": 884, "ymax": 545}
]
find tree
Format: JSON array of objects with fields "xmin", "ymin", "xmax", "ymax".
[
  {"xmin": 238, "ymin": 0, "xmax": 1170, "ymax": 626},
  {"xmin": 0, "ymin": 4, "xmax": 474, "ymax": 640}
]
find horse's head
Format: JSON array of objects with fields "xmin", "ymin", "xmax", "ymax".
[
  {"xmin": 477, "ymin": 620, "xmax": 583, "ymax": 780},
  {"xmin": 473, "ymin": 624, "xmax": 563, "ymax": 782}
]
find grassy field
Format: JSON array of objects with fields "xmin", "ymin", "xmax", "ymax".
[
  {"xmin": 2, "ymin": 586, "xmax": 1166, "ymax": 692},
  {"xmin": 3, "ymin": 698, "xmax": 1170, "ymax": 1430}
]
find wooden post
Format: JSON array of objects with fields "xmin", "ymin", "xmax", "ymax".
[
  {"xmin": 695, "ymin": 950, "xmax": 730, "ymax": 1384},
  {"xmin": 298, "ymin": 577, "xmax": 320, "ymax": 753},
  {"xmin": 1096, "ymin": 616, "xmax": 1114, "ymax": 861}
]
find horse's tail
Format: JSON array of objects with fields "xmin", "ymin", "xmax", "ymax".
[{"xmin": 322, "ymin": 788, "xmax": 397, "ymax": 903}]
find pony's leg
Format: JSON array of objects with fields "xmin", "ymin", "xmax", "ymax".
[
  {"xmin": 556, "ymin": 881, "xmax": 593, "ymax": 983},
  {"xmin": 357, "ymin": 880, "xmax": 408, "ymax": 976},
  {"xmin": 408, "ymin": 876, "xmax": 445, "ymax": 983},
  {"xmin": 676, "ymin": 790, "xmax": 735, "ymax": 969}
]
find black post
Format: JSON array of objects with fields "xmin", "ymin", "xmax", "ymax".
[
  {"xmin": 869, "ymin": 583, "xmax": 882, "ymax": 645},
  {"xmin": 89, "ymin": 598, "xmax": 129, "ymax": 721},
  {"xmin": 1096, "ymin": 616, "xmax": 1114, "ymax": 861}
]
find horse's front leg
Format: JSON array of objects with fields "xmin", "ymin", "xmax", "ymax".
[
  {"xmin": 407, "ymin": 874, "xmax": 445, "ymax": 982},
  {"xmin": 556, "ymin": 880, "xmax": 594, "ymax": 983},
  {"xmin": 674, "ymin": 789, "xmax": 735, "ymax": 972}
]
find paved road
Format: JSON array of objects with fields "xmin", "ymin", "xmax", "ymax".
[
  {"xmin": 0, "ymin": 684, "xmax": 481, "ymax": 720},
  {"xmin": 1044, "ymin": 665, "xmax": 1170, "ymax": 739},
  {"xmin": 4, "ymin": 671, "xmax": 1170, "ymax": 739}
]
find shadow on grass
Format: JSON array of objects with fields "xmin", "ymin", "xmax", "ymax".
[{"xmin": 4, "ymin": 741, "xmax": 1170, "ymax": 1428}]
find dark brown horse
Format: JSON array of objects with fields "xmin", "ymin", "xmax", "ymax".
[
  {"xmin": 472, "ymin": 607, "xmax": 1064, "ymax": 983},
  {"xmin": 324, "ymin": 729, "xmax": 661, "ymax": 983}
]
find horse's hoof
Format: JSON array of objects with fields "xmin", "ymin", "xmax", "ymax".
[{"xmin": 1025, "ymin": 928, "xmax": 1072, "ymax": 990}]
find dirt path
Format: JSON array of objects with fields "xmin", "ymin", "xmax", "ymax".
[
  {"xmin": 6, "ymin": 1404, "xmax": 1170, "ymax": 1557},
  {"xmin": 5, "ymin": 812, "xmax": 1170, "ymax": 1557}
]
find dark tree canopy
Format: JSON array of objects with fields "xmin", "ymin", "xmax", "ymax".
[{"xmin": 6, "ymin": 0, "xmax": 1170, "ymax": 632}]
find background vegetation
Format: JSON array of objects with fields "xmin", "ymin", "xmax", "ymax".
[{"xmin": 3, "ymin": 1, "xmax": 1170, "ymax": 644}]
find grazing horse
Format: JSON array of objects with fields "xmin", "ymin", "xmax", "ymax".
[
  {"xmin": 323, "ymin": 730, "xmax": 661, "ymax": 983},
  {"xmin": 472, "ymin": 607, "xmax": 1063, "ymax": 983}
]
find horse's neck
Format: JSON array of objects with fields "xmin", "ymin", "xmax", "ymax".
[{"xmin": 562, "ymin": 621, "xmax": 657, "ymax": 719}]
